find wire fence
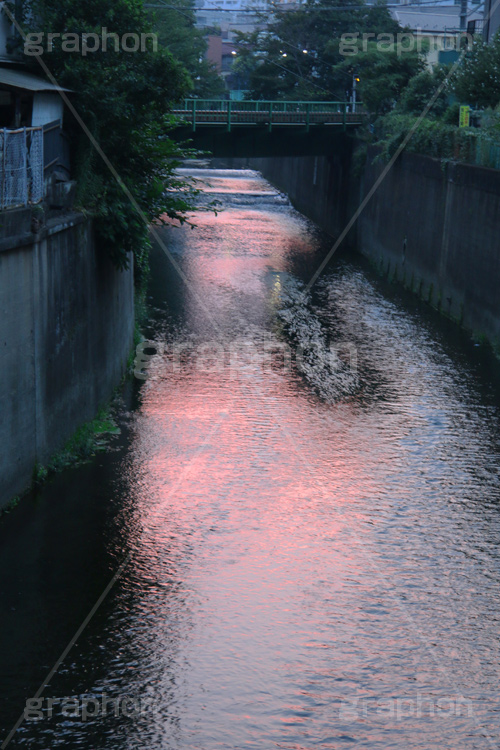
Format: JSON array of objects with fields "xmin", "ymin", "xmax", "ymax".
[
  {"xmin": 376, "ymin": 114, "xmax": 500, "ymax": 172},
  {"xmin": 0, "ymin": 127, "xmax": 44, "ymax": 210},
  {"xmin": 472, "ymin": 133, "xmax": 500, "ymax": 170}
]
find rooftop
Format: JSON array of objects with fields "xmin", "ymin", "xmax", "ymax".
[
  {"xmin": 0, "ymin": 68, "xmax": 71, "ymax": 92},
  {"xmin": 392, "ymin": 4, "xmax": 483, "ymax": 31}
]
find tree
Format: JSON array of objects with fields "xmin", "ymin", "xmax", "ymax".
[
  {"xmin": 150, "ymin": 0, "xmax": 225, "ymax": 98},
  {"xmin": 396, "ymin": 65, "xmax": 449, "ymax": 117},
  {"xmin": 452, "ymin": 34, "xmax": 500, "ymax": 109},
  {"xmin": 25, "ymin": 0, "xmax": 209, "ymax": 271},
  {"xmin": 332, "ymin": 41, "xmax": 425, "ymax": 114},
  {"xmin": 235, "ymin": 0, "xmax": 405, "ymax": 101}
]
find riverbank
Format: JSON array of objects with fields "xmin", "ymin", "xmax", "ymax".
[
  {"xmin": 249, "ymin": 147, "xmax": 500, "ymax": 355},
  {"xmin": 0, "ymin": 212, "xmax": 135, "ymax": 509}
]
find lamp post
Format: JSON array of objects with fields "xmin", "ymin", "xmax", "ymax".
[{"xmin": 352, "ymin": 75, "xmax": 359, "ymax": 113}]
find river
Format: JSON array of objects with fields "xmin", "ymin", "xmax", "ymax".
[{"xmin": 1, "ymin": 168, "xmax": 500, "ymax": 749}]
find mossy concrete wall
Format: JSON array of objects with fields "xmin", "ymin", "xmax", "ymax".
[
  {"xmin": 0, "ymin": 212, "xmax": 134, "ymax": 508},
  {"xmin": 251, "ymin": 148, "xmax": 500, "ymax": 351}
]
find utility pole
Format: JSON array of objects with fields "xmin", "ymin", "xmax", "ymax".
[{"xmin": 460, "ymin": 0, "xmax": 467, "ymax": 33}]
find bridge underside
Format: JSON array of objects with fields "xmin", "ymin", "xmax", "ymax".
[{"xmin": 173, "ymin": 126, "xmax": 351, "ymax": 158}]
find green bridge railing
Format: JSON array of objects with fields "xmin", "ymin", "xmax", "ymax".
[{"xmin": 173, "ymin": 99, "xmax": 366, "ymax": 133}]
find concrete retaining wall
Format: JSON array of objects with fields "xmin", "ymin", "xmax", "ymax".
[
  {"xmin": 0, "ymin": 212, "xmax": 134, "ymax": 508},
  {"xmin": 251, "ymin": 149, "xmax": 352, "ymax": 239},
  {"xmin": 252, "ymin": 148, "xmax": 500, "ymax": 351}
]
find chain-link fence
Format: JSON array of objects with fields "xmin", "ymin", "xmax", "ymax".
[{"xmin": 0, "ymin": 127, "xmax": 44, "ymax": 210}]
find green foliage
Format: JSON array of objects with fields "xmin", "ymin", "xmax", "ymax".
[
  {"xmin": 33, "ymin": 463, "xmax": 49, "ymax": 485},
  {"xmin": 236, "ymin": 0, "xmax": 408, "ymax": 101},
  {"xmin": 0, "ymin": 495, "xmax": 20, "ymax": 519},
  {"xmin": 442, "ymin": 101, "xmax": 460, "ymax": 125},
  {"xmin": 150, "ymin": 0, "xmax": 225, "ymax": 98},
  {"xmin": 332, "ymin": 41, "xmax": 424, "ymax": 114},
  {"xmin": 26, "ymin": 0, "xmax": 207, "ymax": 270},
  {"xmin": 396, "ymin": 65, "xmax": 450, "ymax": 117},
  {"xmin": 368, "ymin": 35, "xmax": 500, "ymax": 168},
  {"xmin": 49, "ymin": 407, "xmax": 120, "ymax": 472},
  {"xmin": 34, "ymin": 406, "xmax": 121, "ymax": 487},
  {"xmin": 452, "ymin": 33, "xmax": 500, "ymax": 109},
  {"xmin": 375, "ymin": 113, "xmax": 478, "ymax": 162},
  {"xmin": 231, "ymin": 48, "xmax": 258, "ymax": 91}
]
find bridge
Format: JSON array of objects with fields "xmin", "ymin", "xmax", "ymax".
[
  {"xmin": 171, "ymin": 100, "xmax": 367, "ymax": 158},
  {"xmin": 173, "ymin": 100, "xmax": 366, "ymax": 132}
]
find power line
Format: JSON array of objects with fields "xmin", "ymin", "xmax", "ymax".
[
  {"xmin": 197, "ymin": 5, "xmax": 402, "ymax": 12},
  {"xmin": 148, "ymin": 0, "xmax": 478, "ymax": 12},
  {"xmin": 147, "ymin": 0, "xmax": 480, "ymax": 92}
]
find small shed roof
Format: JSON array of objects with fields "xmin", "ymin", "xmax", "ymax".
[{"xmin": 0, "ymin": 68, "xmax": 71, "ymax": 92}]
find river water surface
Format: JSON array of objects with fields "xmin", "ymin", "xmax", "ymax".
[{"xmin": 2, "ymin": 168, "xmax": 500, "ymax": 749}]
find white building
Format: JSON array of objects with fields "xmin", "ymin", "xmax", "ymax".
[
  {"xmin": 195, "ymin": 0, "xmax": 267, "ymax": 41},
  {"xmin": 391, "ymin": 3, "xmax": 484, "ymax": 66}
]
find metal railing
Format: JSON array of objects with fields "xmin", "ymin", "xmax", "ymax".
[
  {"xmin": 181, "ymin": 99, "xmax": 358, "ymax": 112},
  {"xmin": 174, "ymin": 99, "xmax": 366, "ymax": 132}
]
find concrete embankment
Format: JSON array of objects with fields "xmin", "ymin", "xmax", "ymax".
[
  {"xmin": 250, "ymin": 146, "xmax": 500, "ymax": 352},
  {"xmin": 0, "ymin": 210, "xmax": 134, "ymax": 508}
]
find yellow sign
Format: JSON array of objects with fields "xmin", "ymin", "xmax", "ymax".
[{"xmin": 459, "ymin": 105, "xmax": 470, "ymax": 128}]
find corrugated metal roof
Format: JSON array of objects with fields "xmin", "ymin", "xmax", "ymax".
[{"xmin": 0, "ymin": 68, "xmax": 71, "ymax": 92}]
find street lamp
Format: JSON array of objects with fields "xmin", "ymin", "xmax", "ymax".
[{"xmin": 352, "ymin": 74, "xmax": 360, "ymax": 113}]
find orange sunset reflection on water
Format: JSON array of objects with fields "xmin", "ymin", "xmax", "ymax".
[{"xmin": 67, "ymin": 169, "xmax": 500, "ymax": 749}]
